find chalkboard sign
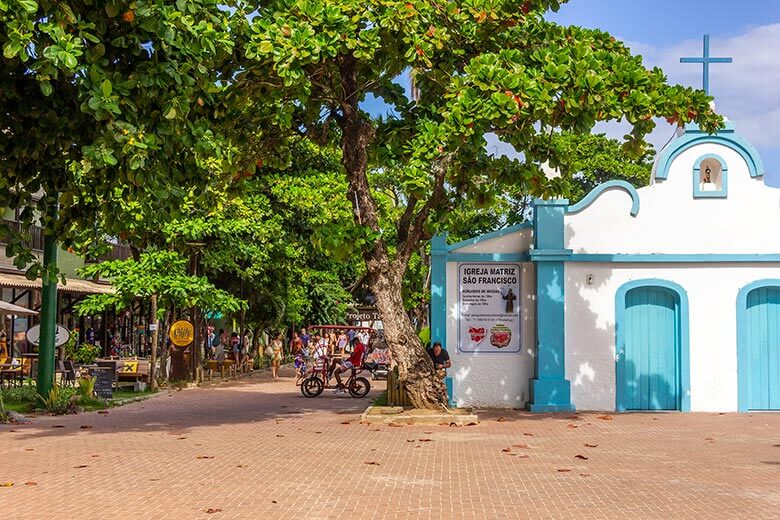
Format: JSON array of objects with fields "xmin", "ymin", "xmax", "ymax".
[{"xmin": 90, "ymin": 367, "xmax": 113, "ymax": 399}]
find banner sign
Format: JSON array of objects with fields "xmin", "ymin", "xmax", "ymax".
[
  {"xmin": 346, "ymin": 307, "xmax": 381, "ymax": 322},
  {"xmin": 458, "ymin": 263, "xmax": 521, "ymax": 353}
]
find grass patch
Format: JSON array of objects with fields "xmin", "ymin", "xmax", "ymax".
[
  {"xmin": 0, "ymin": 384, "xmax": 158, "ymax": 417},
  {"xmin": 371, "ymin": 391, "xmax": 388, "ymax": 406}
]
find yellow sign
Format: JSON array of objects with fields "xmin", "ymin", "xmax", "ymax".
[{"xmin": 169, "ymin": 320, "xmax": 194, "ymax": 347}]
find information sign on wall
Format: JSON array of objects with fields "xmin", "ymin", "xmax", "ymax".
[{"xmin": 458, "ymin": 262, "xmax": 521, "ymax": 353}]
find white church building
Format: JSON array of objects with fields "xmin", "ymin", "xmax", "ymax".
[{"xmin": 431, "ymin": 120, "xmax": 780, "ymax": 413}]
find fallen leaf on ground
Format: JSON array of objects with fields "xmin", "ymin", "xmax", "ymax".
[
  {"xmin": 574, "ymin": 454, "xmax": 589, "ymax": 460},
  {"xmin": 340, "ymin": 421, "xmax": 351, "ymax": 425},
  {"xmin": 363, "ymin": 461, "xmax": 380, "ymax": 465},
  {"xmin": 512, "ymin": 443, "xmax": 530, "ymax": 449},
  {"xmin": 97, "ymin": 411, "xmax": 109, "ymax": 415},
  {"xmin": 406, "ymin": 439, "xmax": 415, "ymax": 443},
  {"xmin": 149, "ymin": 478, "xmax": 160, "ymax": 482},
  {"xmin": 195, "ymin": 443, "xmax": 202, "ymax": 446},
  {"xmin": 388, "ymin": 424, "xmax": 402, "ymax": 428},
  {"xmin": 204, "ymin": 508, "xmax": 222, "ymax": 514},
  {"xmin": 597, "ymin": 415, "xmax": 614, "ymax": 421},
  {"xmin": 0, "ymin": 482, "xmax": 13, "ymax": 487},
  {"xmin": 24, "ymin": 482, "xmax": 37, "ymax": 486},
  {"xmin": 80, "ymin": 425, "xmax": 93, "ymax": 430},
  {"xmin": 584, "ymin": 443, "xmax": 599, "ymax": 448},
  {"xmin": 369, "ymin": 428, "xmax": 380, "ymax": 432},
  {"xmin": 580, "ymin": 473, "xmax": 591, "ymax": 477},
  {"xmin": 567, "ymin": 415, "xmax": 580, "ymax": 420},
  {"xmin": 424, "ymin": 431, "xmax": 432, "ymax": 434},
  {"xmin": 236, "ymin": 464, "xmax": 247, "ymax": 468},
  {"xmin": 515, "ymin": 454, "xmax": 530, "ymax": 459},
  {"xmin": 704, "ymin": 437, "xmax": 714, "ymax": 441},
  {"xmin": 497, "ymin": 417, "xmax": 506, "ymax": 422},
  {"xmin": 502, "ymin": 448, "xmax": 512, "ymax": 453},
  {"xmin": 465, "ymin": 422, "xmax": 477, "ymax": 426},
  {"xmin": 314, "ymin": 431, "xmax": 323, "ymax": 434},
  {"xmin": 557, "ymin": 468, "xmax": 572, "ymax": 472},
  {"xmin": 418, "ymin": 438, "xmax": 433, "ymax": 442},
  {"xmin": 567, "ymin": 424, "xmax": 578, "ymax": 429},
  {"xmin": 24, "ymin": 448, "xmax": 33, "ymax": 451},
  {"xmin": 74, "ymin": 465, "xmax": 88, "ymax": 469},
  {"xmin": 276, "ymin": 434, "xmax": 284, "ymax": 438},
  {"xmin": 196, "ymin": 456, "xmax": 215, "ymax": 459},
  {"xmin": 271, "ymin": 500, "xmax": 277, "ymax": 504},
  {"xmin": 52, "ymin": 425, "xmax": 65, "ymax": 428},
  {"xmin": 9, "ymin": 429, "xmax": 18, "ymax": 432},
  {"xmin": 523, "ymin": 432, "xmax": 534, "ymax": 436},
  {"xmin": 91, "ymin": 455, "xmax": 99, "ymax": 458},
  {"xmin": 177, "ymin": 437, "xmax": 187, "ymax": 440}
]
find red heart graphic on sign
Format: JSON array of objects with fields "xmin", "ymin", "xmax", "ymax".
[{"xmin": 468, "ymin": 327, "xmax": 486, "ymax": 343}]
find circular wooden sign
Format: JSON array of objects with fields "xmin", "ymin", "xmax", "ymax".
[{"xmin": 169, "ymin": 320, "xmax": 194, "ymax": 347}]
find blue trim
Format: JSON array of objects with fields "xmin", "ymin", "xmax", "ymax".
[
  {"xmin": 568, "ymin": 253, "xmax": 780, "ymax": 263},
  {"xmin": 736, "ymin": 279, "xmax": 780, "ymax": 412},
  {"xmin": 447, "ymin": 222, "xmax": 532, "ymax": 252},
  {"xmin": 566, "ymin": 180, "xmax": 641, "ymax": 217},
  {"xmin": 430, "ymin": 237, "xmax": 448, "ymax": 335},
  {"xmin": 528, "ymin": 198, "xmax": 574, "ymax": 413},
  {"xmin": 615, "ymin": 279, "xmax": 691, "ymax": 412},
  {"xmin": 692, "ymin": 153, "xmax": 728, "ymax": 198},
  {"xmin": 655, "ymin": 125, "xmax": 764, "ymax": 180},
  {"xmin": 446, "ymin": 253, "xmax": 529, "ymax": 263}
]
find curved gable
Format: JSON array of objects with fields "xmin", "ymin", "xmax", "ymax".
[{"xmin": 654, "ymin": 122, "xmax": 764, "ymax": 181}]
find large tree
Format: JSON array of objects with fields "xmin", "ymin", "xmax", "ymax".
[{"xmin": 233, "ymin": 0, "xmax": 721, "ymax": 409}]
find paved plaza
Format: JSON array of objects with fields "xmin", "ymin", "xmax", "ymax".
[{"xmin": 1, "ymin": 368, "xmax": 778, "ymax": 519}]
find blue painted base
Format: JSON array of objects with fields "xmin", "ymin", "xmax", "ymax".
[
  {"xmin": 528, "ymin": 379, "xmax": 574, "ymax": 413},
  {"xmin": 445, "ymin": 376, "xmax": 455, "ymax": 408}
]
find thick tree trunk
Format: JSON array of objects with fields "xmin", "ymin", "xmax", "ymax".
[
  {"xmin": 370, "ymin": 267, "xmax": 448, "ymax": 410},
  {"xmin": 148, "ymin": 294, "xmax": 159, "ymax": 391},
  {"xmin": 337, "ymin": 55, "xmax": 447, "ymax": 409}
]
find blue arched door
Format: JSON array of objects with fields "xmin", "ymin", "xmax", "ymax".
[
  {"xmin": 743, "ymin": 286, "xmax": 780, "ymax": 410},
  {"xmin": 619, "ymin": 286, "xmax": 682, "ymax": 410}
]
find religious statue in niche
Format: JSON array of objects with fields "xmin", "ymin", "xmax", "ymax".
[
  {"xmin": 502, "ymin": 287, "xmax": 517, "ymax": 314},
  {"xmin": 699, "ymin": 160, "xmax": 722, "ymax": 191}
]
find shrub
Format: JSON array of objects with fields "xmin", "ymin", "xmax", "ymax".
[
  {"xmin": 77, "ymin": 376, "xmax": 96, "ymax": 400},
  {"xmin": 37, "ymin": 386, "xmax": 79, "ymax": 415}
]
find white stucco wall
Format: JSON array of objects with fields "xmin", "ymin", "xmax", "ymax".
[
  {"xmin": 450, "ymin": 228, "xmax": 533, "ymax": 255},
  {"xmin": 446, "ymin": 260, "xmax": 536, "ymax": 408},
  {"xmin": 565, "ymin": 263, "xmax": 780, "ymax": 412},
  {"xmin": 565, "ymin": 142, "xmax": 780, "ymax": 255}
]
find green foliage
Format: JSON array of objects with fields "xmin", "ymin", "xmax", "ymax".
[
  {"xmin": 0, "ymin": 1, "xmax": 241, "ymax": 275},
  {"xmin": 75, "ymin": 250, "xmax": 245, "ymax": 317},
  {"xmin": 76, "ymin": 376, "xmax": 96, "ymax": 400},
  {"xmin": 67, "ymin": 343, "xmax": 101, "ymax": 365},
  {"xmin": 36, "ymin": 385, "xmax": 79, "ymax": 415}
]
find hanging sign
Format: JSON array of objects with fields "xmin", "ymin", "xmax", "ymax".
[
  {"xmin": 26, "ymin": 324, "xmax": 71, "ymax": 347},
  {"xmin": 169, "ymin": 320, "xmax": 194, "ymax": 347},
  {"xmin": 346, "ymin": 307, "xmax": 381, "ymax": 322},
  {"xmin": 457, "ymin": 263, "xmax": 521, "ymax": 353}
]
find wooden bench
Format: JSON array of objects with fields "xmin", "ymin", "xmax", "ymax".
[{"xmin": 116, "ymin": 359, "xmax": 150, "ymax": 384}]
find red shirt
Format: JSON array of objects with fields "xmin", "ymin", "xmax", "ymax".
[{"xmin": 349, "ymin": 342, "xmax": 365, "ymax": 366}]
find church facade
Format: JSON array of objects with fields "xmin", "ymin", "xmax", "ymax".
[{"xmin": 431, "ymin": 121, "xmax": 780, "ymax": 412}]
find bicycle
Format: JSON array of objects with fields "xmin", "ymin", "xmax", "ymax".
[{"xmin": 300, "ymin": 354, "xmax": 370, "ymax": 398}]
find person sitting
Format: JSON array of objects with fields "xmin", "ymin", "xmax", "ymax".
[
  {"xmin": 333, "ymin": 339, "xmax": 366, "ymax": 394},
  {"xmin": 426, "ymin": 341, "xmax": 451, "ymax": 377}
]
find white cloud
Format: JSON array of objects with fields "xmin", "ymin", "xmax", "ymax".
[{"xmin": 624, "ymin": 25, "xmax": 780, "ymax": 149}]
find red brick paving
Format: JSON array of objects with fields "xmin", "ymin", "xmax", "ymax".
[{"xmin": 1, "ymin": 367, "xmax": 778, "ymax": 519}]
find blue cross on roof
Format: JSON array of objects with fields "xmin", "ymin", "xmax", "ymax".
[{"xmin": 680, "ymin": 34, "xmax": 732, "ymax": 95}]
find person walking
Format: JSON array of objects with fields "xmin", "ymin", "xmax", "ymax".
[{"xmin": 270, "ymin": 333, "xmax": 284, "ymax": 379}]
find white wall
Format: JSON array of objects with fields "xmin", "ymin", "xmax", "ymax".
[
  {"xmin": 451, "ymin": 229, "xmax": 533, "ymax": 255},
  {"xmin": 446, "ymin": 261, "xmax": 536, "ymax": 408},
  {"xmin": 565, "ymin": 143, "xmax": 780, "ymax": 255},
  {"xmin": 565, "ymin": 263, "xmax": 780, "ymax": 412}
]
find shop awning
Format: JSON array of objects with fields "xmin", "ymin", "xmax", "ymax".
[
  {"xmin": 0, "ymin": 271, "xmax": 114, "ymax": 295},
  {"xmin": 0, "ymin": 299, "xmax": 38, "ymax": 316}
]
